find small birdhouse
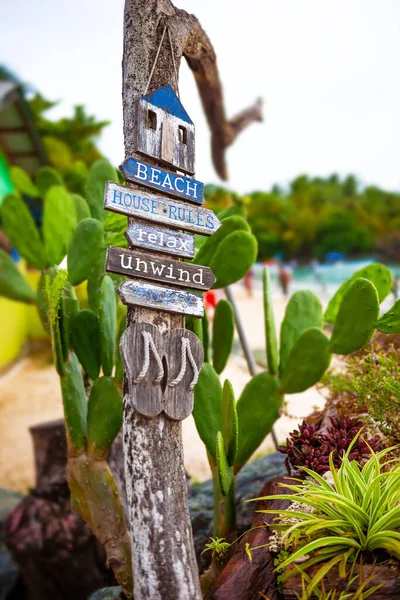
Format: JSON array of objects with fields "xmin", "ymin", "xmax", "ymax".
[{"xmin": 134, "ymin": 85, "xmax": 195, "ymax": 175}]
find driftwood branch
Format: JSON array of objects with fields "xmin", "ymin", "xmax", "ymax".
[{"xmin": 123, "ymin": 0, "xmax": 263, "ymax": 179}]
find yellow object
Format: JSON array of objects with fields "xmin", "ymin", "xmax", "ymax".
[
  {"xmin": 25, "ymin": 270, "xmax": 47, "ymax": 339},
  {"xmin": 0, "ymin": 297, "xmax": 27, "ymax": 369}
]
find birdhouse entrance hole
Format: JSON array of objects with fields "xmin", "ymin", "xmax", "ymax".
[
  {"xmin": 148, "ymin": 109, "xmax": 157, "ymax": 130},
  {"xmin": 178, "ymin": 125, "xmax": 187, "ymax": 144}
]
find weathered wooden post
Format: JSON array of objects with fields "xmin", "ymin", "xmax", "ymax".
[{"xmin": 103, "ymin": 2, "xmax": 264, "ymax": 597}]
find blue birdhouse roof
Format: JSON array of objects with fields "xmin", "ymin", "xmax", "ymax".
[{"xmin": 141, "ymin": 85, "xmax": 193, "ymax": 125}]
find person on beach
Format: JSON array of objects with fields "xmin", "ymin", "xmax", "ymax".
[{"xmin": 278, "ymin": 264, "xmax": 291, "ymax": 297}]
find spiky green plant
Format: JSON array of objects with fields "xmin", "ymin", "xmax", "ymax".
[
  {"xmin": 194, "ymin": 263, "xmax": 399, "ymax": 549},
  {"xmin": 253, "ymin": 436, "xmax": 400, "ymax": 597}
]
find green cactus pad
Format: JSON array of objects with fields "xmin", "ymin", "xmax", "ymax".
[
  {"xmin": 72, "ymin": 194, "xmax": 92, "ymax": 223},
  {"xmin": 11, "ymin": 166, "xmax": 39, "ymax": 197},
  {"xmin": 376, "ymin": 299, "xmax": 400, "ymax": 333},
  {"xmin": 86, "ymin": 159, "xmax": 119, "ymax": 222},
  {"xmin": 60, "ymin": 282, "xmax": 79, "ymax": 357},
  {"xmin": 43, "ymin": 186, "xmax": 77, "ymax": 267},
  {"xmin": 329, "ymin": 278, "xmax": 379, "ymax": 354},
  {"xmin": 263, "ymin": 267, "xmax": 279, "ymax": 376},
  {"xmin": 194, "ymin": 216, "xmax": 250, "ymax": 267},
  {"xmin": 235, "ymin": 373, "xmax": 282, "ymax": 470},
  {"xmin": 61, "ymin": 352, "xmax": 88, "ymax": 453},
  {"xmin": 221, "ymin": 380, "xmax": 238, "ymax": 466},
  {"xmin": 114, "ymin": 314, "xmax": 127, "ymax": 386},
  {"xmin": 71, "ymin": 309, "xmax": 101, "ymax": 380},
  {"xmin": 2, "ymin": 193, "xmax": 47, "ymax": 269},
  {"xmin": 193, "ymin": 363, "xmax": 223, "ymax": 465},
  {"xmin": 212, "ymin": 300, "xmax": 235, "ymax": 374},
  {"xmin": 202, "ymin": 309, "xmax": 210, "ymax": 363},
  {"xmin": 325, "ymin": 263, "xmax": 392, "ymax": 323},
  {"xmin": 99, "ymin": 276, "xmax": 117, "ymax": 376},
  {"xmin": 87, "ymin": 376, "xmax": 123, "ymax": 459},
  {"xmin": 281, "ymin": 327, "xmax": 331, "ymax": 393},
  {"xmin": 87, "ymin": 249, "xmax": 107, "ymax": 313},
  {"xmin": 216, "ymin": 431, "xmax": 234, "ymax": 496},
  {"xmin": 36, "ymin": 167, "xmax": 64, "ymax": 197},
  {"xmin": 0, "ymin": 249, "xmax": 36, "ymax": 304},
  {"xmin": 68, "ymin": 218, "xmax": 105, "ymax": 286},
  {"xmin": 279, "ymin": 290, "xmax": 323, "ymax": 377},
  {"xmin": 210, "ymin": 231, "xmax": 258, "ymax": 289}
]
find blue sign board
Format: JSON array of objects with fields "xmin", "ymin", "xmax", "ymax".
[{"xmin": 120, "ymin": 157, "xmax": 204, "ymax": 204}]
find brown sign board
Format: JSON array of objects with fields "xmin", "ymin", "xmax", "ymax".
[
  {"xmin": 104, "ymin": 181, "xmax": 220, "ymax": 236},
  {"xmin": 117, "ymin": 280, "xmax": 204, "ymax": 318},
  {"xmin": 125, "ymin": 222, "xmax": 195, "ymax": 259},
  {"xmin": 106, "ymin": 245, "xmax": 215, "ymax": 292}
]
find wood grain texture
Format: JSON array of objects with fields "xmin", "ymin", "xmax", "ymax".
[
  {"xmin": 117, "ymin": 279, "xmax": 204, "ymax": 318},
  {"xmin": 120, "ymin": 157, "xmax": 202, "ymax": 203},
  {"xmin": 165, "ymin": 328, "xmax": 203, "ymax": 420},
  {"xmin": 104, "ymin": 180, "xmax": 220, "ymax": 234},
  {"xmin": 106, "ymin": 245, "xmax": 215, "ymax": 291},
  {"xmin": 125, "ymin": 221, "xmax": 195, "ymax": 259},
  {"xmin": 120, "ymin": 324, "xmax": 203, "ymax": 420},
  {"xmin": 134, "ymin": 89, "xmax": 195, "ymax": 175},
  {"xmin": 120, "ymin": 322, "xmax": 164, "ymax": 417}
]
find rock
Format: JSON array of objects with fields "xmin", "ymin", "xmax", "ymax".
[
  {"xmin": 188, "ymin": 452, "xmax": 286, "ymax": 572},
  {"xmin": 0, "ymin": 488, "xmax": 23, "ymax": 600},
  {"xmin": 211, "ymin": 475, "xmax": 295, "ymax": 600},
  {"xmin": 88, "ymin": 587, "xmax": 122, "ymax": 600},
  {"xmin": 4, "ymin": 420, "xmax": 119, "ymax": 600}
]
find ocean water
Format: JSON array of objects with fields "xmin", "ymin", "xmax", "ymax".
[{"xmin": 252, "ymin": 259, "xmax": 400, "ymax": 311}]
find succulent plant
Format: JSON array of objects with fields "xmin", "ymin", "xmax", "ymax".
[{"xmin": 280, "ymin": 416, "xmax": 380, "ymax": 475}]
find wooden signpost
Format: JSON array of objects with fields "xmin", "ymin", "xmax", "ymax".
[
  {"xmin": 104, "ymin": 180, "xmax": 220, "ymax": 234},
  {"xmin": 103, "ymin": 39, "xmax": 219, "ymax": 600},
  {"xmin": 106, "ymin": 245, "xmax": 215, "ymax": 291},
  {"xmin": 119, "ymin": 156, "xmax": 204, "ymax": 203},
  {"xmin": 125, "ymin": 222, "xmax": 195, "ymax": 259}
]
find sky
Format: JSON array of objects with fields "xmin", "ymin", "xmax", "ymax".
[{"xmin": 1, "ymin": 0, "xmax": 400, "ymax": 193}]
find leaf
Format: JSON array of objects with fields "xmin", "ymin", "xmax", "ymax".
[
  {"xmin": 235, "ymin": 373, "xmax": 282, "ymax": 470},
  {"xmin": 98, "ymin": 276, "xmax": 117, "ymax": 376},
  {"xmin": 221, "ymin": 380, "xmax": 238, "ymax": 466},
  {"xmin": 202, "ymin": 309, "xmax": 210, "ymax": 363},
  {"xmin": 43, "ymin": 185, "xmax": 76, "ymax": 266},
  {"xmin": 72, "ymin": 194, "xmax": 91, "ymax": 223},
  {"xmin": 10, "ymin": 166, "xmax": 39, "ymax": 197},
  {"xmin": 216, "ymin": 431, "xmax": 234, "ymax": 495},
  {"xmin": 329, "ymin": 278, "xmax": 380, "ymax": 354},
  {"xmin": 210, "ymin": 231, "xmax": 258, "ymax": 289},
  {"xmin": 0, "ymin": 250, "xmax": 36, "ymax": 303},
  {"xmin": 376, "ymin": 299, "xmax": 400, "ymax": 334},
  {"xmin": 263, "ymin": 266, "xmax": 278, "ymax": 376},
  {"xmin": 87, "ymin": 248, "xmax": 107, "ymax": 313},
  {"xmin": 281, "ymin": 327, "xmax": 331, "ymax": 393},
  {"xmin": 1, "ymin": 193, "xmax": 47, "ymax": 269},
  {"xmin": 60, "ymin": 352, "xmax": 87, "ymax": 453},
  {"xmin": 114, "ymin": 313, "xmax": 127, "ymax": 386},
  {"xmin": 36, "ymin": 167, "xmax": 64, "ymax": 197},
  {"xmin": 71, "ymin": 309, "xmax": 101, "ymax": 380},
  {"xmin": 217, "ymin": 204, "xmax": 247, "ymax": 220},
  {"xmin": 193, "ymin": 363, "xmax": 223, "ymax": 464},
  {"xmin": 86, "ymin": 159, "xmax": 118, "ymax": 221},
  {"xmin": 45, "ymin": 269, "xmax": 68, "ymax": 375},
  {"xmin": 212, "ymin": 299, "xmax": 234, "ymax": 374},
  {"xmin": 67, "ymin": 218, "xmax": 105, "ymax": 286},
  {"xmin": 194, "ymin": 216, "xmax": 250, "ymax": 267},
  {"xmin": 325, "ymin": 263, "xmax": 392, "ymax": 323},
  {"xmin": 87, "ymin": 376, "xmax": 122, "ymax": 458},
  {"xmin": 279, "ymin": 290, "xmax": 323, "ymax": 377}
]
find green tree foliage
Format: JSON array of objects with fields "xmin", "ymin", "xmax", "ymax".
[{"xmin": 206, "ymin": 175, "xmax": 400, "ymax": 261}]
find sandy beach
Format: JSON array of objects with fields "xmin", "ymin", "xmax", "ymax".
[{"xmin": 0, "ymin": 285, "xmax": 326, "ymax": 492}]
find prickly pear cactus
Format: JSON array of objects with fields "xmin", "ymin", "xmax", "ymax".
[
  {"xmin": 329, "ymin": 278, "xmax": 380, "ymax": 354},
  {"xmin": 376, "ymin": 299, "xmax": 400, "ymax": 334},
  {"xmin": 212, "ymin": 300, "xmax": 235, "ymax": 374}
]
